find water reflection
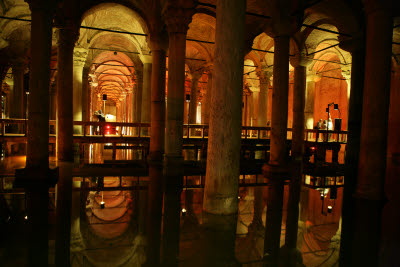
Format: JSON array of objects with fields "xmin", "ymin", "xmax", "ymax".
[{"xmin": 0, "ymin": 148, "xmax": 342, "ymax": 266}]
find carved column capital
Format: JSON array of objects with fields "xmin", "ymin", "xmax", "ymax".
[
  {"xmin": 73, "ymin": 47, "xmax": 88, "ymax": 67},
  {"xmin": 164, "ymin": 6, "xmax": 195, "ymax": 34},
  {"xmin": 256, "ymin": 68, "xmax": 273, "ymax": 84}
]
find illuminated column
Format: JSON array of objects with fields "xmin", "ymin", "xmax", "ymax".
[
  {"xmin": 203, "ymin": 0, "xmax": 245, "ymax": 214},
  {"xmin": 55, "ymin": 21, "xmax": 78, "ymax": 267},
  {"xmin": 202, "ymin": 68, "xmax": 213, "ymax": 124},
  {"xmin": 304, "ymin": 71, "xmax": 320, "ymax": 129},
  {"xmin": 82, "ymin": 66, "xmax": 89, "ymax": 121},
  {"xmin": 10, "ymin": 60, "xmax": 25, "ymax": 120},
  {"xmin": 263, "ymin": 22, "xmax": 291, "ymax": 265},
  {"xmin": 257, "ymin": 68, "xmax": 272, "ymax": 127},
  {"xmin": 73, "ymin": 47, "xmax": 88, "ymax": 133},
  {"xmin": 145, "ymin": 8, "xmax": 168, "ymax": 263},
  {"xmin": 141, "ymin": 56, "xmax": 152, "ymax": 135},
  {"xmin": 135, "ymin": 69, "xmax": 143, "ymax": 123},
  {"xmin": 338, "ymin": 35, "xmax": 365, "ymax": 266},
  {"xmin": 284, "ymin": 52, "xmax": 311, "ymax": 263},
  {"xmin": 24, "ymin": 1, "xmax": 56, "ymax": 266},
  {"xmin": 163, "ymin": 5, "xmax": 193, "ymax": 265},
  {"xmin": 352, "ymin": 1, "xmax": 393, "ymax": 265},
  {"xmin": 202, "ymin": 1, "xmax": 245, "ymax": 263},
  {"xmin": 189, "ymin": 72, "xmax": 201, "ymax": 135}
]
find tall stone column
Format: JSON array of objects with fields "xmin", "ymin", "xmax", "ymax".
[
  {"xmin": 10, "ymin": 61, "xmax": 25, "ymax": 120},
  {"xmin": 257, "ymin": 68, "xmax": 272, "ymax": 127},
  {"xmin": 202, "ymin": 0, "xmax": 246, "ymax": 265},
  {"xmin": 352, "ymin": 1, "xmax": 393, "ymax": 265},
  {"xmin": 189, "ymin": 72, "xmax": 201, "ymax": 136},
  {"xmin": 81, "ymin": 66, "xmax": 89, "ymax": 121},
  {"xmin": 304, "ymin": 71, "xmax": 320, "ymax": 129},
  {"xmin": 162, "ymin": 6, "xmax": 193, "ymax": 266},
  {"xmin": 284, "ymin": 53, "xmax": 310, "ymax": 265},
  {"xmin": 141, "ymin": 56, "xmax": 152, "ymax": 135},
  {"xmin": 203, "ymin": 0, "xmax": 245, "ymax": 214},
  {"xmin": 263, "ymin": 29, "xmax": 291, "ymax": 265},
  {"xmin": 54, "ymin": 22, "xmax": 79, "ymax": 267},
  {"xmin": 73, "ymin": 47, "xmax": 88, "ymax": 134},
  {"xmin": 338, "ymin": 35, "xmax": 365, "ymax": 267},
  {"xmin": 135, "ymin": 69, "xmax": 143, "ymax": 123},
  {"xmin": 23, "ymin": 1, "xmax": 56, "ymax": 266},
  {"xmin": 145, "ymin": 18, "xmax": 167, "ymax": 265},
  {"xmin": 202, "ymin": 69, "xmax": 213, "ymax": 125}
]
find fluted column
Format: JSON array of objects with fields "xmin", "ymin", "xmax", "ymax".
[
  {"xmin": 352, "ymin": 1, "xmax": 393, "ymax": 265},
  {"xmin": 73, "ymin": 47, "xmax": 88, "ymax": 134},
  {"xmin": 24, "ymin": 1, "xmax": 56, "ymax": 265},
  {"xmin": 263, "ymin": 30, "xmax": 291, "ymax": 265}
]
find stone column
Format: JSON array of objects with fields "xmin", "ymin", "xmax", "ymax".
[
  {"xmin": 352, "ymin": 1, "xmax": 393, "ymax": 265},
  {"xmin": 141, "ymin": 56, "xmax": 152, "ymax": 135},
  {"xmin": 338, "ymin": 35, "xmax": 365, "ymax": 267},
  {"xmin": 203, "ymin": 0, "xmax": 245, "ymax": 214},
  {"xmin": 202, "ymin": 0, "xmax": 246, "ymax": 263},
  {"xmin": 54, "ymin": 22, "xmax": 78, "ymax": 267},
  {"xmin": 257, "ymin": 68, "xmax": 272, "ymax": 127},
  {"xmin": 135, "ymin": 69, "xmax": 143, "ymax": 123},
  {"xmin": 202, "ymin": 69, "xmax": 213, "ymax": 125},
  {"xmin": 263, "ymin": 31, "xmax": 291, "ymax": 265},
  {"xmin": 81, "ymin": 66, "xmax": 89, "ymax": 121},
  {"xmin": 24, "ymin": 1, "xmax": 56, "ymax": 266},
  {"xmin": 163, "ymin": 6, "xmax": 193, "ymax": 265},
  {"xmin": 145, "ymin": 21, "xmax": 167, "ymax": 265},
  {"xmin": 73, "ymin": 47, "xmax": 88, "ymax": 134},
  {"xmin": 10, "ymin": 61, "xmax": 25, "ymax": 120},
  {"xmin": 304, "ymin": 71, "xmax": 320, "ymax": 129},
  {"xmin": 284, "ymin": 53, "xmax": 310, "ymax": 264},
  {"xmin": 189, "ymin": 72, "xmax": 201, "ymax": 135}
]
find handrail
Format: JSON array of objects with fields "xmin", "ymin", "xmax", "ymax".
[{"xmin": 0, "ymin": 119, "xmax": 347, "ymax": 143}]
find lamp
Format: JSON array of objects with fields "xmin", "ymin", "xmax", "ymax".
[{"xmin": 185, "ymin": 94, "xmax": 190, "ymax": 103}]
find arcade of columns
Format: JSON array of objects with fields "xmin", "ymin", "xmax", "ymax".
[{"xmin": 1, "ymin": 0, "xmax": 399, "ymax": 266}]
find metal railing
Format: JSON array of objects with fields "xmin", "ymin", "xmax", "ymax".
[{"xmin": 0, "ymin": 119, "xmax": 347, "ymax": 143}]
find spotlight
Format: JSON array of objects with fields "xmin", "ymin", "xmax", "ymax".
[
  {"xmin": 24, "ymin": 215, "xmax": 28, "ymax": 220},
  {"xmin": 100, "ymin": 201, "xmax": 105, "ymax": 209},
  {"xmin": 181, "ymin": 208, "xmax": 187, "ymax": 216},
  {"xmin": 327, "ymin": 205, "xmax": 333, "ymax": 213}
]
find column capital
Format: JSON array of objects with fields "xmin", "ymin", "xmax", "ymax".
[
  {"xmin": 164, "ymin": 5, "xmax": 195, "ymax": 34},
  {"xmin": 55, "ymin": 23, "xmax": 80, "ymax": 47},
  {"xmin": 306, "ymin": 70, "xmax": 321, "ymax": 83},
  {"xmin": 191, "ymin": 70, "xmax": 202, "ymax": 81},
  {"xmin": 341, "ymin": 65, "xmax": 351, "ymax": 80},
  {"xmin": 289, "ymin": 51, "xmax": 313, "ymax": 68},
  {"xmin": 256, "ymin": 67, "xmax": 273, "ymax": 84},
  {"xmin": 73, "ymin": 47, "xmax": 88, "ymax": 67},
  {"xmin": 26, "ymin": 0, "xmax": 56, "ymax": 12}
]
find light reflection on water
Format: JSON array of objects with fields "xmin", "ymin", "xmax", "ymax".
[{"xmin": 0, "ymin": 148, "xmax": 341, "ymax": 267}]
